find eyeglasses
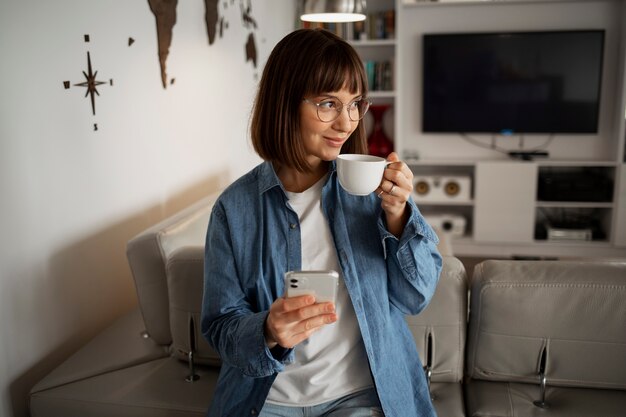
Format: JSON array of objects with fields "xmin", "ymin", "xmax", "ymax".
[{"xmin": 303, "ymin": 97, "xmax": 371, "ymax": 122}]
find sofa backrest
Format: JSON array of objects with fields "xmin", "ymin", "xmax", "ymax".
[
  {"xmin": 126, "ymin": 189, "xmax": 470, "ymax": 372},
  {"xmin": 406, "ymin": 256, "xmax": 467, "ymax": 383},
  {"xmin": 466, "ymin": 259, "xmax": 626, "ymax": 390},
  {"xmin": 126, "ymin": 193, "xmax": 220, "ymax": 345}
]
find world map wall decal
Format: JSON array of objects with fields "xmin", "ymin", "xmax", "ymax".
[
  {"xmin": 148, "ymin": 0, "xmax": 258, "ymax": 89},
  {"xmin": 61, "ymin": 1, "xmax": 259, "ymax": 131}
]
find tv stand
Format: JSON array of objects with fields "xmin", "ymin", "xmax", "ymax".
[{"xmin": 508, "ymin": 150, "xmax": 549, "ymax": 161}]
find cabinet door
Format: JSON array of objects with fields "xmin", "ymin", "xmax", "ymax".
[{"xmin": 474, "ymin": 162, "xmax": 537, "ymax": 243}]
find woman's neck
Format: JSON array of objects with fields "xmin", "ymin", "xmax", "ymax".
[{"xmin": 276, "ymin": 161, "xmax": 329, "ymax": 193}]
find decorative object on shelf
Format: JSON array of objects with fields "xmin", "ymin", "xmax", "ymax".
[
  {"xmin": 353, "ymin": 9, "xmax": 394, "ymax": 40},
  {"xmin": 413, "ymin": 175, "xmax": 472, "ymax": 203},
  {"xmin": 367, "ymin": 104, "xmax": 393, "ymax": 157},
  {"xmin": 382, "ymin": 104, "xmax": 394, "ymax": 139},
  {"xmin": 423, "ymin": 213, "xmax": 467, "ymax": 237},
  {"xmin": 301, "ymin": 0, "xmax": 366, "ymax": 23}
]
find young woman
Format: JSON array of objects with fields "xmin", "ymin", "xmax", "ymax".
[{"xmin": 201, "ymin": 28, "xmax": 442, "ymax": 417}]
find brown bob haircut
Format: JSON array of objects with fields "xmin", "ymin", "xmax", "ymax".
[{"xmin": 251, "ymin": 28, "xmax": 369, "ymax": 173}]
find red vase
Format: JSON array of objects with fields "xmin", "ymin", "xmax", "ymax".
[{"xmin": 367, "ymin": 105, "xmax": 393, "ymax": 158}]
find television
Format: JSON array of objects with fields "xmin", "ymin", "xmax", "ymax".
[{"xmin": 422, "ymin": 30, "xmax": 605, "ymax": 134}]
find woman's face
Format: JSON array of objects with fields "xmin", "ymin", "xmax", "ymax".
[{"xmin": 299, "ymin": 87, "xmax": 362, "ymax": 169}]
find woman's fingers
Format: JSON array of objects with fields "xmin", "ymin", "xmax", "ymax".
[{"xmin": 266, "ymin": 296, "xmax": 338, "ymax": 348}]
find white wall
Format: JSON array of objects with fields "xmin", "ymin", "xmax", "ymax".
[
  {"xmin": 397, "ymin": 0, "xmax": 626, "ymax": 162},
  {"xmin": 0, "ymin": 1, "xmax": 295, "ymax": 416}
]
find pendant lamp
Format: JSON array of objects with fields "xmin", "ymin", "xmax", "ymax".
[{"xmin": 301, "ymin": 0, "xmax": 366, "ymax": 23}]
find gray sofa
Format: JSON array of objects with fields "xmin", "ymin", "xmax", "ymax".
[{"xmin": 29, "ymin": 192, "xmax": 626, "ymax": 416}]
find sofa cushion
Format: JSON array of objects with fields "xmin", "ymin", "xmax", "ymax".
[
  {"xmin": 30, "ymin": 308, "xmax": 168, "ymax": 394},
  {"xmin": 431, "ymin": 382, "xmax": 465, "ymax": 417},
  {"xmin": 465, "ymin": 379, "xmax": 626, "ymax": 417},
  {"xmin": 466, "ymin": 260, "xmax": 626, "ymax": 390},
  {"xmin": 30, "ymin": 357, "xmax": 220, "ymax": 417}
]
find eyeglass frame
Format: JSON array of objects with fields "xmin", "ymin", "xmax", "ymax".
[{"xmin": 302, "ymin": 96, "xmax": 371, "ymax": 122}]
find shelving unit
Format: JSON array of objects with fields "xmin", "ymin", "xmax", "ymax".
[
  {"xmin": 346, "ymin": 0, "xmax": 397, "ymax": 158},
  {"xmin": 408, "ymin": 159, "xmax": 625, "ymax": 257},
  {"xmin": 389, "ymin": 0, "xmax": 626, "ymax": 258},
  {"xmin": 348, "ymin": 1, "xmax": 396, "ymax": 101},
  {"xmin": 297, "ymin": 0, "xmax": 626, "ymax": 258}
]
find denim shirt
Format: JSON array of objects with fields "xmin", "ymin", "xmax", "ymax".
[{"xmin": 201, "ymin": 161, "xmax": 442, "ymax": 417}]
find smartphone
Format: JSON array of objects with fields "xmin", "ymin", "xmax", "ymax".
[{"xmin": 284, "ymin": 270, "xmax": 339, "ymax": 304}]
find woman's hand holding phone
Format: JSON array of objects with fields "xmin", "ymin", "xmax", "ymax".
[
  {"xmin": 264, "ymin": 295, "xmax": 337, "ymax": 349},
  {"xmin": 265, "ymin": 270, "xmax": 339, "ymax": 349}
]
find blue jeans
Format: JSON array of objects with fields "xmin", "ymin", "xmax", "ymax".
[{"xmin": 259, "ymin": 388, "xmax": 384, "ymax": 417}]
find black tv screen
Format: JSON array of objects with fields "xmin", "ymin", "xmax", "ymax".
[{"xmin": 422, "ymin": 30, "xmax": 604, "ymax": 134}]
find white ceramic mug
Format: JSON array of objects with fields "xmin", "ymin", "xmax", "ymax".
[{"xmin": 336, "ymin": 154, "xmax": 392, "ymax": 196}]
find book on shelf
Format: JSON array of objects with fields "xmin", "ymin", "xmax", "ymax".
[
  {"xmin": 300, "ymin": 12, "xmax": 395, "ymax": 43},
  {"xmin": 364, "ymin": 59, "xmax": 393, "ymax": 92}
]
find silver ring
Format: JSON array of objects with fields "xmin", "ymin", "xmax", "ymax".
[{"xmin": 388, "ymin": 185, "xmax": 396, "ymax": 196}]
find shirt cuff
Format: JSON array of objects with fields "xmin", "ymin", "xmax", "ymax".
[
  {"xmin": 241, "ymin": 311, "xmax": 294, "ymax": 377},
  {"xmin": 378, "ymin": 200, "xmax": 439, "ymax": 258}
]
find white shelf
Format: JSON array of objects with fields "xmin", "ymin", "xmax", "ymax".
[
  {"xmin": 402, "ymin": 0, "xmax": 577, "ymax": 7},
  {"xmin": 417, "ymin": 200, "xmax": 474, "ymax": 206},
  {"xmin": 350, "ymin": 39, "xmax": 396, "ymax": 47},
  {"xmin": 536, "ymin": 160, "xmax": 618, "ymax": 167},
  {"xmin": 368, "ymin": 90, "xmax": 396, "ymax": 98},
  {"xmin": 408, "ymin": 159, "xmax": 475, "ymax": 166},
  {"xmin": 536, "ymin": 201, "xmax": 614, "ymax": 209},
  {"xmin": 408, "ymin": 159, "xmax": 618, "ymax": 167},
  {"xmin": 450, "ymin": 238, "xmax": 625, "ymax": 259}
]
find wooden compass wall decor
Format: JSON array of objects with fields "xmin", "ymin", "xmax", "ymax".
[{"xmin": 63, "ymin": 35, "xmax": 113, "ymax": 131}]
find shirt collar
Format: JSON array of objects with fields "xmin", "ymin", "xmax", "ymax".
[
  {"xmin": 257, "ymin": 160, "xmax": 338, "ymax": 195},
  {"xmin": 257, "ymin": 161, "xmax": 284, "ymax": 195}
]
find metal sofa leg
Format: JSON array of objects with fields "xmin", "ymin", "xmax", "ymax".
[{"xmin": 533, "ymin": 345, "xmax": 549, "ymax": 408}]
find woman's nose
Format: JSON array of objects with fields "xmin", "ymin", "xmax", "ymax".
[{"xmin": 333, "ymin": 106, "xmax": 353, "ymax": 131}]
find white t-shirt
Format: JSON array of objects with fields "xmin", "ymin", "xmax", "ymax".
[{"xmin": 266, "ymin": 175, "xmax": 374, "ymax": 406}]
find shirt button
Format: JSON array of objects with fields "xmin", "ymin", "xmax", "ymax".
[
  {"xmin": 289, "ymin": 223, "xmax": 297, "ymax": 229},
  {"xmin": 250, "ymin": 408, "xmax": 258, "ymax": 415}
]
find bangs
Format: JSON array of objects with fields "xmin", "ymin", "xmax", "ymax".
[{"xmin": 303, "ymin": 42, "xmax": 368, "ymax": 97}]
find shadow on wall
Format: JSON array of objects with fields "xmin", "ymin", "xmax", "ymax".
[{"xmin": 9, "ymin": 173, "xmax": 227, "ymax": 417}]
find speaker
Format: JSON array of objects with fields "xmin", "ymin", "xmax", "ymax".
[
  {"xmin": 413, "ymin": 176, "xmax": 471, "ymax": 203},
  {"xmin": 424, "ymin": 214, "xmax": 467, "ymax": 237}
]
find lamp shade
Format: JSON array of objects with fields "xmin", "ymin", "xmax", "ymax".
[{"xmin": 301, "ymin": 0, "xmax": 366, "ymax": 23}]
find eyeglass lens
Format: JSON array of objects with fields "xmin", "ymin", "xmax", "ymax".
[{"xmin": 317, "ymin": 99, "xmax": 370, "ymax": 122}]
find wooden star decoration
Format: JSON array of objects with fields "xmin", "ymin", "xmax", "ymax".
[{"xmin": 73, "ymin": 51, "xmax": 107, "ymax": 115}]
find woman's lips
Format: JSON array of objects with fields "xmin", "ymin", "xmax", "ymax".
[{"xmin": 324, "ymin": 136, "xmax": 346, "ymax": 147}]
